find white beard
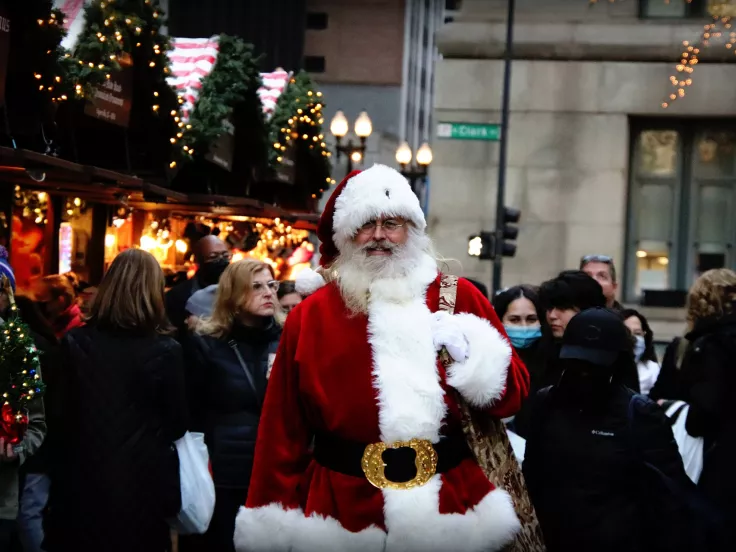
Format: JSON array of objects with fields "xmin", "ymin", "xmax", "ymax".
[{"xmin": 333, "ymin": 230, "xmax": 437, "ymax": 314}]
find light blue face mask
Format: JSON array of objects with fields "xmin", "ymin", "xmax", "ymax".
[
  {"xmin": 504, "ymin": 325, "xmax": 542, "ymax": 349},
  {"xmin": 633, "ymin": 335, "xmax": 646, "ymax": 362}
]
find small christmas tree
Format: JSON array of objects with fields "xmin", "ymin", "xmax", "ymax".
[{"xmin": 0, "ymin": 277, "xmax": 45, "ymax": 445}]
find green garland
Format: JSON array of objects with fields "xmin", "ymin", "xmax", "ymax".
[
  {"xmin": 268, "ymin": 71, "xmax": 333, "ymax": 197},
  {"xmin": 173, "ymin": 35, "xmax": 265, "ymax": 164},
  {"xmin": 67, "ymin": 0, "xmax": 172, "ymax": 96}
]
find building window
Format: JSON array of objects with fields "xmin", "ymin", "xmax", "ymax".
[
  {"xmin": 306, "ymin": 12, "xmax": 328, "ymax": 30},
  {"xmin": 625, "ymin": 119, "xmax": 736, "ymax": 301},
  {"xmin": 304, "ymin": 55, "xmax": 326, "ymax": 73},
  {"xmin": 639, "ymin": 0, "xmax": 706, "ymax": 19}
]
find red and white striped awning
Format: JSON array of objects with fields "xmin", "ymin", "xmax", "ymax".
[
  {"xmin": 259, "ymin": 70, "xmax": 291, "ymax": 120},
  {"xmin": 166, "ymin": 36, "xmax": 221, "ymax": 123},
  {"xmin": 53, "ymin": 0, "xmax": 91, "ymax": 51}
]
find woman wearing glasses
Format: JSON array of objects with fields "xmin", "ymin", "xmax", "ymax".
[{"xmin": 182, "ymin": 260, "xmax": 283, "ymax": 552}]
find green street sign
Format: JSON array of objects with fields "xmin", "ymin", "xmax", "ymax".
[{"xmin": 437, "ymin": 122, "xmax": 501, "ymax": 141}]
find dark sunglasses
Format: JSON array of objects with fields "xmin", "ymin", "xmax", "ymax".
[{"xmin": 580, "ymin": 254, "xmax": 613, "ymax": 267}]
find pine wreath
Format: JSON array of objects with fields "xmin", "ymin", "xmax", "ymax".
[
  {"xmin": 269, "ymin": 71, "xmax": 333, "ymax": 200},
  {"xmin": 172, "ymin": 34, "xmax": 268, "ymax": 167}
]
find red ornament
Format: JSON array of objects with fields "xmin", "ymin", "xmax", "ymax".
[{"xmin": 1, "ymin": 403, "xmax": 28, "ymax": 445}]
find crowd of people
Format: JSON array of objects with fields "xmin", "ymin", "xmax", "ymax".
[{"xmin": 0, "ymin": 163, "xmax": 733, "ymax": 551}]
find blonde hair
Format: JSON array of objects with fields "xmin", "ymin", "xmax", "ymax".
[
  {"xmin": 687, "ymin": 268, "xmax": 736, "ymax": 325},
  {"xmin": 42, "ymin": 274, "xmax": 76, "ymax": 305},
  {"xmin": 87, "ymin": 249, "xmax": 171, "ymax": 334},
  {"xmin": 195, "ymin": 259, "xmax": 283, "ymax": 338}
]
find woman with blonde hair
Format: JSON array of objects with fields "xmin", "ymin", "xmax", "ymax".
[
  {"xmin": 182, "ymin": 259, "xmax": 282, "ymax": 552},
  {"xmin": 676, "ymin": 268, "xmax": 736, "ymax": 549},
  {"xmin": 44, "ymin": 249, "xmax": 188, "ymax": 552}
]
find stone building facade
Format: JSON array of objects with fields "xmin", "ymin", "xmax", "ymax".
[{"xmin": 431, "ymin": 0, "xmax": 736, "ymax": 340}]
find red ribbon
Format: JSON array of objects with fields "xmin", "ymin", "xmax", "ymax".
[{"xmin": 1, "ymin": 403, "xmax": 28, "ymax": 445}]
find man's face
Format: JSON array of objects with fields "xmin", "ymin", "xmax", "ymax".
[
  {"xmin": 351, "ymin": 217, "xmax": 409, "ymax": 256},
  {"xmin": 582, "ymin": 261, "xmax": 617, "ymax": 307},
  {"xmin": 547, "ymin": 307, "xmax": 579, "ymax": 338},
  {"xmin": 200, "ymin": 239, "xmax": 230, "ymax": 264}
]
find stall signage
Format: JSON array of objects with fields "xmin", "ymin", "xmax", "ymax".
[
  {"xmin": 84, "ymin": 62, "xmax": 133, "ymax": 127},
  {"xmin": 206, "ymin": 117, "xmax": 235, "ymax": 171},
  {"xmin": 0, "ymin": 4, "xmax": 10, "ymax": 107},
  {"xmin": 58, "ymin": 222, "xmax": 73, "ymax": 274},
  {"xmin": 274, "ymin": 142, "xmax": 296, "ymax": 185}
]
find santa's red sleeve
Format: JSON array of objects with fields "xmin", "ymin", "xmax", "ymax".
[
  {"xmin": 235, "ymin": 309, "xmax": 313, "ymax": 550},
  {"xmin": 447, "ymin": 277, "xmax": 530, "ymax": 419}
]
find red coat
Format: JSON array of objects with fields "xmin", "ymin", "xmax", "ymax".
[{"xmin": 235, "ymin": 266, "xmax": 529, "ymax": 552}]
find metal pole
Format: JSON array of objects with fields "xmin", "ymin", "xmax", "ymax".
[{"xmin": 492, "ymin": 0, "xmax": 516, "ymax": 296}]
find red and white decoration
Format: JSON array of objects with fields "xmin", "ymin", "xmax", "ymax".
[
  {"xmin": 166, "ymin": 36, "xmax": 221, "ymax": 123},
  {"xmin": 53, "ymin": 0, "xmax": 91, "ymax": 51},
  {"xmin": 258, "ymin": 70, "xmax": 291, "ymax": 120}
]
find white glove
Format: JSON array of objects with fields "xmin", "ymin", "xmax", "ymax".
[{"xmin": 430, "ymin": 311, "xmax": 469, "ymax": 363}]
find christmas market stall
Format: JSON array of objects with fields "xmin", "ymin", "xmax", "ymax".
[{"xmin": 0, "ymin": 0, "xmax": 329, "ymax": 293}]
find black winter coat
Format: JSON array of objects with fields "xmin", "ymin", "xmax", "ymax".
[
  {"xmin": 44, "ymin": 326, "xmax": 188, "ymax": 552},
  {"xmin": 680, "ymin": 314, "xmax": 736, "ymax": 543},
  {"xmin": 523, "ymin": 381, "xmax": 691, "ymax": 552},
  {"xmin": 183, "ymin": 320, "xmax": 281, "ymax": 489},
  {"xmin": 508, "ymin": 340, "xmax": 546, "ymax": 438}
]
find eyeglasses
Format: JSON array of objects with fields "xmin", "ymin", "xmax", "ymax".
[
  {"xmin": 580, "ymin": 254, "xmax": 613, "ymax": 267},
  {"xmin": 357, "ymin": 219, "xmax": 406, "ymax": 235},
  {"xmin": 252, "ymin": 280, "xmax": 280, "ymax": 294}
]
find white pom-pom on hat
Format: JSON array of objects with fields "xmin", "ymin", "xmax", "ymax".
[{"xmin": 295, "ymin": 267, "xmax": 326, "ymax": 297}]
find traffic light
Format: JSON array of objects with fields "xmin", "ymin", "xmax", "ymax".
[
  {"xmin": 468, "ymin": 232, "xmax": 494, "ymax": 260},
  {"xmin": 498, "ymin": 207, "xmax": 520, "ymax": 258}
]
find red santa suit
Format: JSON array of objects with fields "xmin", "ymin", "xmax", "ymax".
[{"xmin": 235, "ymin": 165, "xmax": 530, "ymax": 552}]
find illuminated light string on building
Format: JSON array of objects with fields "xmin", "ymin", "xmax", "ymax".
[{"xmin": 661, "ymin": 2, "xmax": 736, "ymax": 108}]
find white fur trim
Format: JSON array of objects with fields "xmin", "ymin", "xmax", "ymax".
[
  {"xmin": 233, "ymin": 486, "xmax": 519, "ymax": 552},
  {"xmin": 365, "ymin": 258, "xmax": 519, "ymax": 551},
  {"xmin": 333, "ymin": 164, "xmax": 426, "ymax": 251},
  {"xmin": 384, "ymin": 482, "xmax": 520, "ymax": 552},
  {"xmin": 446, "ymin": 314, "xmax": 512, "ymax": 408},
  {"xmin": 367, "ymin": 256, "xmax": 444, "ymax": 443},
  {"xmin": 234, "ymin": 504, "xmax": 385, "ymax": 552},
  {"xmin": 294, "ymin": 267, "xmax": 326, "ymax": 296}
]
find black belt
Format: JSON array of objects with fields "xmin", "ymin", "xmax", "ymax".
[{"xmin": 313, "ymin": 432, "xmax": 471, "ymax": 484}]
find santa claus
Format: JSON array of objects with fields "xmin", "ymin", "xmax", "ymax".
[{"xmin": 234, "ymin": 164, "xmax": 530, "ymax": 552}]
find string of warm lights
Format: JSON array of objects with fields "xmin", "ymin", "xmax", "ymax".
[
  {"xmin": 14, "ymin": 188, "xmax": 49, "ymax": 225},
  {"xmin": 34, "ymin": 11, "xmax": 71, "ymax": 103},
  {"xmin": 661, "ymin": 1, "xmax": 736, "ymax": 108}
]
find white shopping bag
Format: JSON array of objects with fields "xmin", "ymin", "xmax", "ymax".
[
  {"xmin": 169, "ymin": 431, "xmax": 216, "ymax": 534},
  {"xmin": 665, "ymin": 401, "xmax": 704, "ymax": 484}
]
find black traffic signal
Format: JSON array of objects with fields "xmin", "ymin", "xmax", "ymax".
[
  {"xmin": 498, "ymin": 207, "xmax": 520, "ymax": 258},
  {"xmin": 468, "ymin": 232, "xmax": 494, "ymax": 260}
]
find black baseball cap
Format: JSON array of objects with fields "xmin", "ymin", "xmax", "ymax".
[{"xmin": 559, "ymin": 308, "xmax": 630, "ymax": 367}]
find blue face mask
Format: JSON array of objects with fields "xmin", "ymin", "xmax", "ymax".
[
  {"xmin": 505, "ymin": 325, "xmax": 542, "ymax": 349},
  {"xmin": 633, "ymin": 335, "xmax": 646, "ymax": 362}
]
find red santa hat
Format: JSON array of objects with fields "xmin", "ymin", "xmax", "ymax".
[{"xmin": 296, "ymin": 164, "xmax": 426, "ymax": 296}]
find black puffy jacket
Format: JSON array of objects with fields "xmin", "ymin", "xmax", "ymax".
[
  {"xmin": 523, "ymin": 380, "xmax": 692, "ymax": 552},
  {"xmin": 183, "ymin": 320, "xmax": 281, "ymax": 489},
  {"xmin": 680, "ymin": 314, "xmax": 736, "ymax": 545},
  {"xmin": 45, "ymin": 326, "xmax": 187, "ymax": 552}
]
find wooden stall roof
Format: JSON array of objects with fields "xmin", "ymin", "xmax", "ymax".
[{"xmin": 0, "ymin": 147, "xmax": 318, "ymax": 229}]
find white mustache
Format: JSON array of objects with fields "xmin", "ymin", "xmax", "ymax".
[{"xmin": 360, "ymin": 240, "xmax": 397, "ymax": 252}]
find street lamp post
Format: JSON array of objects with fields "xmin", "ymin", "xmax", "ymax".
[
  {"xmin": 330, "ymin": 110, "xmax": 373, "ymax": 176},
  {"xmin": 396, "ymin": 141, "xmax": 433, "ymax": 195}
]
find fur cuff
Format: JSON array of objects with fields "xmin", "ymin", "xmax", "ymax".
[
  {"xmin": 445, "ymin": 314, "xmax": 512, "ymax": 408},
  {"xmin": 234, "ymin": 504, "xmax": 385, "ymax": 552},
  {"xmin": 295, "ymin": 267, "xmax": 326, "ymax": 296}
]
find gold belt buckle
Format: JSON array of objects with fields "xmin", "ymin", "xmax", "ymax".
[{"xmin": 361, "ymin": 438, "xmax": 438, "ymax": 490}]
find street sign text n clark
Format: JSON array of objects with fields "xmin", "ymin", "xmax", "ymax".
[{"xmin": 437, "ymin": 122, "xmax": 501, "ymax": 141}]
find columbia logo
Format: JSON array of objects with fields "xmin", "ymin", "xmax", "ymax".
[{"xmin": 591, "ymin": 430, "xmax": 615, "ymax": 437}]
